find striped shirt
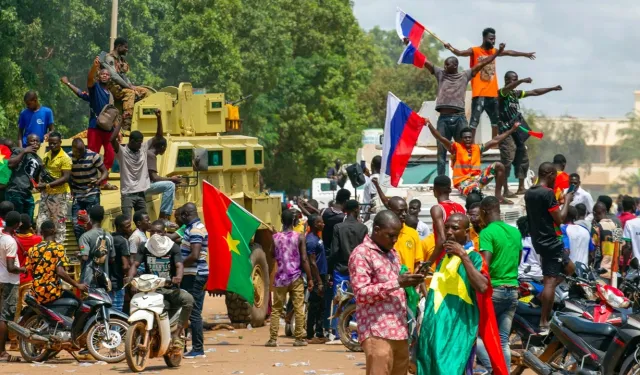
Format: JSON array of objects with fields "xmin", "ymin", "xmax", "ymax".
[
  {"xmin": 181, "ymin": 219, "xmax": 209, "ymax": 276},
  {"xmin": 69, "ymin": 150, "xmax": 103, "ymax": 199}
]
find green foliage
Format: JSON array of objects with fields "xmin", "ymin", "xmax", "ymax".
[
  {"xmin": 525, "ymin": 111, "xmax": 594, "ymax": 174},
  {"xmin": 0, "ymin": 0, "xmax": 443, "ymax": 192},
  {"xmin": 609, "ymin": 114, "xmax": 637, "ymax": 165}
]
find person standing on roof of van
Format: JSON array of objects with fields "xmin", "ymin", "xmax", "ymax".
[
  {"xmin": 86, "ymin": 57, "xmax": 119, "ymax": 190},
  {"xmin": 443, "ymin": 28, "xmax": 536, "ymax": 141},
  {"xmin": 426, "ymin": 175, "xmax": 466, "ymax": 265},
  {"xmin": 103, "ymin": 37, "xmax": 150, "ymax": 130},
  {"xmin": 327, "ymin": 159, "xmax": 342, "ymax": 180},
  {"xmin": 426, "ymin": 120, "xmax": 518, "ymax": 204},
  {"xmin": 146, "ymin": 138, "xmax": 182, "ymax": 221},
  {"xmin": 110, "ymin": 108, "xmax": 164, "ymax": 219},
  {"xmin": 69, "ymin": 138, "xmax": 108, "ymax": 242},
  {"xmin": 497, "ymin": 71, "xmax": 562, "ymax": 197},
  {"xmin": 36, "ymin": 132, "xmax": 72, "ymax": 244},
  {"xmin": 419, "ymin": 42, "xmax": 506, "ymax": 177},
  {"xmin": 17, "ymin": 91, "xmax": 55, "ymax": 149}
]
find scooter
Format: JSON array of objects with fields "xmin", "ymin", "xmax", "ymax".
[
  {"xmin": 522, "ymin": 312, "xmax": 640, "ymax": 375},
  {"xmin": 331, "ymin": 280, "xmax": 360, "ymax": 352},
  {"xmin": 8, "ymin": 287, "xmax": 129, "ymax": 363},
  {"xmin": 124, "ymin": 274, "xmax": 184, "ymax": 372}
]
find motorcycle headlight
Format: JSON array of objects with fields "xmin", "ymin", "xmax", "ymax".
[{"xmin": 597, "ymin": 284, "xmax": 631, "ymax": 309}]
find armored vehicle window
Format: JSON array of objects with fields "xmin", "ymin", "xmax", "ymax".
[
  {"xmin": 254, "ymin": 150, "xmax": 263, "ymax": 164},
  {"xmin": 211, "ymin": 101, "xmax": 222, "ymax": 109},
  {"xmin": 208, "ymin": 150, "xmax": 223, "ymax": 166},
  {"xmin": 231, "ymin": 150, "xmax": 246, "ymax": 166},
  {"xmin": 176, "ymin": 149, "xmax": 193, "ymax": 168}
]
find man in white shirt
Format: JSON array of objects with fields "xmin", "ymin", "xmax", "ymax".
[
  {"xmin": 0, "ymin": 211, "xmax": 25, "ymax": 360},
  {"xmin": 623, "ymin": 216, "xmax": 640, "ymax": 267},
  {"xmin": 564, "ymin": 173, "xmax": 594, "ymax": 222},
  {"xmin": 563, "ymin": 206, "xmax": 592, "ymax": 266},
  {"xmin": 408, "ymin": 199, "xmax": 430, "ymax": 239},
  {"xmin": 361, "ymin": 156, "xmax": 381, "ymax": 215}
]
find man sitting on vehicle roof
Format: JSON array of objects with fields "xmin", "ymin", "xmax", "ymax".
[{"xmin": 425, "ymin": 119, "xmax": 518, "ymax": 204}]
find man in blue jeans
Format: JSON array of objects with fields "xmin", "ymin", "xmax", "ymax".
[
  {"xmin": 69, "ymin": 138, "xmax": 108, "ymax": 241},
  {"xmin": 146, "ymin": 138, "xmax": 182, "ymax": 221},
  {"xmin": 476, "ymin": 196, "xmax": 522, "ymax": 372},
  {"xmin": 179, "ymin": 203, "xmax": 209, "ymax": 358}
]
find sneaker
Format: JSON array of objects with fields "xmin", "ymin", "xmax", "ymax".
[
  {"xmin": 325, "ymin": 339, "xmax": 343, "ymax": 345},
  {"xmin": 184, "ymin": 350, "xmax": 206, "ymax": 358},
  {"xmin": 265, "ymin": 339, "xmax": 278, "ymax": 347},
  {"xmin": 293, "ymin": 339, "xmax": 308, "ymax": 347}
]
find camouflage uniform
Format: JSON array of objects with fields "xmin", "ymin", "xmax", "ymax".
[
  {"xmin": 36, "ymin": 192, "xmax": 71, "ymax": 244},
  {"xmin": 105, "ymin": 50, "xmax": 150, "ymax": 129}
]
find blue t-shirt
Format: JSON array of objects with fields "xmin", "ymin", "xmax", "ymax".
[
  {"xmin": 306, "ymin": 233, "xmax": 327, "ymax": 275},
  {"xmin": 18, "ymin": 106, "xmax": 54, "ymax": 145},
  {"xmin": 88, "ymin": 84, "xmax": 111, "ymax": 129}
]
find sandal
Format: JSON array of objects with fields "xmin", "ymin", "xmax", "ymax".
[
  {"xmin": 0, "ymin": 353, "xmax": 21, "ymax": 362},
  {"xmin": 101, "ymin": 183, "xmax": 118, "ymax": 190},
  {"xmin": 503, "ymin": 191, "xmax": 518, "ymax": 199},
  {"xmin": 498, "ymin": 197, "xmax": 514, "ymax": 205}
]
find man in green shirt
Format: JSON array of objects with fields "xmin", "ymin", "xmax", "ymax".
[{"xmin": 475, "ymin": 196, "xmax": 522, "ymax": 373}]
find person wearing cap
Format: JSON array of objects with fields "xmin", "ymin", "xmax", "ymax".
[{"xmin": 126, "ymin": 220, "xmax": 193, "ymax": 349}]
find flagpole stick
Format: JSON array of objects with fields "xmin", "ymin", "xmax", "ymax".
[{"xmin": 423, "ymin": 27, "xmax": 447, "ymax": 46}]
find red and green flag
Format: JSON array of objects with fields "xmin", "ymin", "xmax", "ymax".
[
  {"xmin": 416, "ymin": 250, "xmax": 508, "ymax": 375},
  {"xmin": 202, "ymin": 181, "xmax": 260, "ymax": 304},
  {"xmin": 0, "ymin": 145, "xmax": 11, "ymax": 185}
]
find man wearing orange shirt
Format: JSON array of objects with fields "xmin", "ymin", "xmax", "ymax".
[
  {"xmin": 426, "ymin": 121, "xmax": 518, "ymax": 204},
  {"xmin": 553, "ymin": 154, "xmax": 570, "ymax": 201},
  {"xmin": 444, "ymin": 28, "xmax": 535, "ymax": 140}
]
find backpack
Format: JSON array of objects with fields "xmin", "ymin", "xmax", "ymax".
[
  {"xmin": 95, "ymin": 91, "xmax": 118, "ymax": 132},
  {"xmin": 90, "ymin": 230, "xmax": 112, "ymax": 291}
]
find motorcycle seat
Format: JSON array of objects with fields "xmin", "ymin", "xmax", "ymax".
[
  {"xmin": 560, "ymin": 315, "xmax": 617, "ymax": 337},
  {"xmin": 44, "ymin": 297, "xmax": 80, "ymax": 310}
]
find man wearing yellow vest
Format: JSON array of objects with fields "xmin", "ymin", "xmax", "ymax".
[{"xmin": 426, "ymin": 121, "xmax": 518, "ymax": 204}]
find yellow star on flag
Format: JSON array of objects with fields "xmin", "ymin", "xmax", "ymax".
[
  {"xmin": 0, "ymin": 153, "xmax": 5, "ymax": 163},
  {"xmin": 225, "ymin": 232, "xmax": 241, "ymax": 255},
  {"xmin": 429, "ymin": 251, "xmax": 474, "ymax": 313}
]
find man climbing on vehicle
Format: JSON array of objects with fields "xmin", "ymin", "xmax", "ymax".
[
  {"xmin": 126, "ymin": 220, "xmax": 193, "ymax": 349},
  {"xmin": 425, "ymin": 119, "xmax": 519, "ymax": 204},
  {"xmin": 103, "ymin": 37, "xmax": 150, "ymax": 129}
]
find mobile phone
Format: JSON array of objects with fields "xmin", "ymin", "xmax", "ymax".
[
  {"xmin": 417, "ymin": 261, "xmax": 432, "ymax": 275},
  {"xmin": 568, "ymin": 184, "xmax": 577, "ymax": 194},
  {"xmin": 360, "ymin": 160, "xmax": 367, "ymax": 171}
]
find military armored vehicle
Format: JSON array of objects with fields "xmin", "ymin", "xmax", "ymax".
[{"xmin": 52, "ymin": 82, "xmax": 280, "ymax": 327}]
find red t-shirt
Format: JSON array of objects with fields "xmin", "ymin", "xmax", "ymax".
[
  {"xmin": 554, "ymin": 171, "xmax": 570, "ymax": 200},
  {"xmin": 620, "ymin": 212, "xmax": 636, "ymax": 231},
  {"xmin": 433, "ymin": 200, "xmax": 466, "ymax": 259},
  {"xmin": 16, "ymin": 233, "xmax": 42, "ymax": 284}
]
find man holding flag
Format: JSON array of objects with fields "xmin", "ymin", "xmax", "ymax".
[{"xmin": 416, "ymin": 213, "xmax": 507, "ymax": 375}]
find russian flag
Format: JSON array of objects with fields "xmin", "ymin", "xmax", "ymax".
[
  {"xmin": 381, "ymin": 93, "xmax": 426, "ymax": 187},
  {"xmin": 398, "ymin": 42, "xmax": 426, "ymax": 68},
  {"xmin": 396, "ymin": 8, "xmax": 425, "ymax": 48}
]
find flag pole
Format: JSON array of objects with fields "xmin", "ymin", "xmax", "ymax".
[{"xmin": 423, "ymin": 27, "xmax": 446, "ymax": 45}]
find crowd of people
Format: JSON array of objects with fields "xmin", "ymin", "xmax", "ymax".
[{"xmin": 0, "ymin": 36, "xmax": 213, "ymax": 361}]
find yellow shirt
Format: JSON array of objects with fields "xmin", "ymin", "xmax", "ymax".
[
  {"xmin": 293, "ymin": 220, "xmax": 306, "ymax": 234},
  {"xmin": 421, "ymin": 233, "xmax": 436, "ymax": 263},
  {"xmin": 394, "ymin": 224, "xmax": 423, "ymax": 273},
  {"xmin": 42, "ymin": 150, "xmax": 72, "ymax": 195}
]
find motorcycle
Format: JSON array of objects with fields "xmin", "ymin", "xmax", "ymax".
[
  {"xmin": 331, "ymin": 280, "xmax": 360, "ymax": 352},
  {"xmin": 522, "ymin": 312, "xmax": 640, "ymax": 375},
  {"xmin": 8, "ymin": 287, "xmax": 129, "ymax": 363},
  {"xmin": 124, "ymin": 274, "xmax": 183, "ymax": 372}
]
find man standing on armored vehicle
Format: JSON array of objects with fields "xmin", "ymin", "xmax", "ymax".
[{"xmin": 103, "ymin": 37, "xmax": 150, "ymax": 129}]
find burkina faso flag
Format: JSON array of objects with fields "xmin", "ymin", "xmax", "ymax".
[
  {"xmin": 0, "ymin": 145, "xmax": 12, "ymax": 185},
  {"xmin": 202, "ymin": 180, "xmax": 260, "ymax": 304}
]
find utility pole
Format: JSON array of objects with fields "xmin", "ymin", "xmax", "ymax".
[{"xmin": 109, "ymin": 0, "xmax": 119, "ymax": 50}]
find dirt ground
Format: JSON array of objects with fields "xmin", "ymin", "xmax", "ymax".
[
  {"xmin": 0, "ymin": 295, "xmax": 537, "ymax": 375},
  {"xmin": 0, "ymin": 296, "xmax": 366, "ymax": 375}
]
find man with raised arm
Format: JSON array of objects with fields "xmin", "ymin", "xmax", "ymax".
[
  {"xmin": 444, "ymin": 28, "xmax": 536, "ymax": 140},
  {"xmin": 497, "ymin": 71, "xmax": 563, "ymax": 196},
  {"xmin": 421, "ymin": 42, "xmax": 506, "ymax": 177},
  {"xmin": 110, "ymin": 109, "xmax": 164, "ymax": 218},
  {"xmin": 425, "ymin": 120, "xmax": 518, "ymax": 204}
]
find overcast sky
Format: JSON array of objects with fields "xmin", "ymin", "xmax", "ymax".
[{"xmin": 352, "ymin": 0, "xmax": 639, "ymax": 118}]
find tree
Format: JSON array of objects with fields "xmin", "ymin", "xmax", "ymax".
[
  {"xmin": 609, "ymin": 114, "xmax": 637, "ymax": 165},
  {"xmin": 525, "ymin": 111, "xmax": 595, "ymax": 174}
]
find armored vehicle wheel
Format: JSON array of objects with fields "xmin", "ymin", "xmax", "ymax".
[{"xmin": 225, "ymin": 244, "xmax": 270, "ymax": 327}]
